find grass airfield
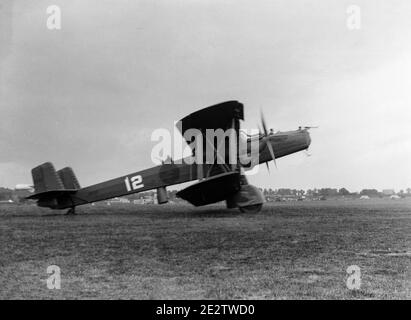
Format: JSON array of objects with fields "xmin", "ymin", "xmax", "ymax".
[{"xmin": 0, "ymin": 199, "xmax": 410, "ymax": 299}]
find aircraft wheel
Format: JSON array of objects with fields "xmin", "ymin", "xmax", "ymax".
[{"xmin": 239, "ymin": 204, "xmax": 263, "ymax": 213}]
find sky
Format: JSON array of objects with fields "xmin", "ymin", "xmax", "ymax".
[{"xmin": 1, "ymin": 0, "xmax": 411, "ymax": 192}]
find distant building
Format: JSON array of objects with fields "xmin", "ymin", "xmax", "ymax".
[
  {"xmin": 107, "ymin": 197, "xmax": 130, "ymax": 204},
  {"xmin": 390, "ymin": 195, "xmax": 400, "ymax": 200},
  {"xmin": 143, "ymin": 195, "xmax": 155, "ymax": 204},
  {"xmin": 382, "ymin": 189, "xmax": 395, "ymax": 196}
]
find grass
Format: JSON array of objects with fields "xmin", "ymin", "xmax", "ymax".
[{"xmin": 0, "ymin": 198, "xmax": 410, "ymax": 299}]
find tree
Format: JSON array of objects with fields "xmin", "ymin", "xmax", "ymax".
[
  {"xmin": 338, "ymin": 188, "xmax": 350, "ymax": 196},
  {"xmin": 277, "ymin": 188, "xmax": 292, "ymax": 196},
  {"xmin": 0, "ymin": 188, "xmax": 13, "ymax": 201},
  {"xmin": 319, "ymin": 188, "xmax": 338, "ymax": 196},
  {"xmin": 360, "ymin": 189, "xmax": 380, "ymax": 197}
]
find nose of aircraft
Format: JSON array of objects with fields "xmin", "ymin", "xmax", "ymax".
[
  {"xmin": 305, "ymin": 130, "xmax": 311, "ymax": 148},
  {"xmin": 296, "ymin": 129, "xmax": 311, "ymax": 150}
]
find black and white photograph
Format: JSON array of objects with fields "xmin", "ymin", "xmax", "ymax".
[{"xmin": 0, "ymin": 0, "xmax": 410, "ymax": 305}]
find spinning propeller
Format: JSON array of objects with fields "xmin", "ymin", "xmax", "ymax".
[{"xmin": 259, "ymin": 110, "xmax": 277, "ymax": 172}]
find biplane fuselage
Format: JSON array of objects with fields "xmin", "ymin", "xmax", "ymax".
[{"xmin": 27, "ymin": 101, "xmax": 312, "ymax": 213}]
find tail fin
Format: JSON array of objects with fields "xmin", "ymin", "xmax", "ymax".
[
  {"xmin": 31, "ymin": 162, "xmax": 64, "ymax": 194},
  {"xmin": 57, "ymin": 167, "xmax": 81, "ymax": 189},
  {"xmin": 27, "ymin": 162, "xmax": 79, "ymax": 209}
]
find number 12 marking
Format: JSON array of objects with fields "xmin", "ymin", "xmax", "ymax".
[{"xmin": 124, "ymin": 175, "xmax": 144, "ymax": 192}]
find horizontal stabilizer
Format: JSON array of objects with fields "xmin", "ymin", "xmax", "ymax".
[{"xmin": 26, "ymin": 189, "xmax": 77, "ymax": 200}]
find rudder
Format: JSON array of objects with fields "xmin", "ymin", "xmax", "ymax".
[
  {"xmin": 57, "ymin": 167, "xmax": 81, "ymax": 190},
  {"xmin": 31, "ymin": 162, "xmax": 64, "ymax": 194},
  {"xmin": 28, "ymin": 162, "xmax": 80, "ymax": 210}
]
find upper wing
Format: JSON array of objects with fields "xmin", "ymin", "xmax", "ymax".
[
  {"xmin": 177, "ymin": 100, "xmax": 244, "ymax": 172},
  {"xmin": 177, "ymin": 100, "xmax": 243, "ymax": 140}
]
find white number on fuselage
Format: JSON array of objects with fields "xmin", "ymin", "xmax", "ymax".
[{"xmin": 124, "ymin": 175, "xmax": 144, "ymax": 192}]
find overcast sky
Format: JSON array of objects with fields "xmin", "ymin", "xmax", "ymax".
[{"xmin": 1, "ymin": 0, "xmax": 410, "ymax": 192}]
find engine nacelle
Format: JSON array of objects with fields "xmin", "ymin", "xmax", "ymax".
[{"xmin": 226, "ymin": 183, "xmax": 265, "ymax": 213}]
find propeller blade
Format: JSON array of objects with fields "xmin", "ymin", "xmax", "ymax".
[
  {"xmin": 265, "ymin": 139, "xmax": 277, "ymax": 169},
  {"xmin": 259, "ymin": 108, "xmax": 277, "ymax": 170},
  {"xmin": 261, "ymin": 111, "xmax": 268, "ymax": 136},
  {"xmin": 257, "ymin": 124, "xmax": 263, "ymax": 136}
]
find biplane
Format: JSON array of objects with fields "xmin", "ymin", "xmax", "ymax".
[{"xmin": 27, "ymin": 101, "xmax": 313, "ymax": 214}]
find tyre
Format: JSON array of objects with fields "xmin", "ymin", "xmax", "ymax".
[{"xmin": 239, "ymin": 204, "xmax": 263, "ymax": 213}]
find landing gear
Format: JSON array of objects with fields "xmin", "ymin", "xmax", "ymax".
[
  {"xmin": 239, "ymin": 204, "xmax": 263, "ymax": 213},
  {"xmin": 66, "ymin": 207, "xmax": 76, "ymax": 215}
]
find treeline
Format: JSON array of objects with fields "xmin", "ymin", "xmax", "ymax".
[
  {"xmin": 261, "ymin": 188, "xmax": 411, "ymax": 197},
  {"xmin": 1, "ymin": 186, "xmax": 411, "ymax": 203},
  {"xmin": 0, "ymin": 188, "xmax": 31, "ymax": 202},
  {"xmin": 0, "ymin": 188, "xmax": 14, "ymax": 201},
  {"xmin": 124, "ymin": 190, "xmax": 180, "ymax": 200}
]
